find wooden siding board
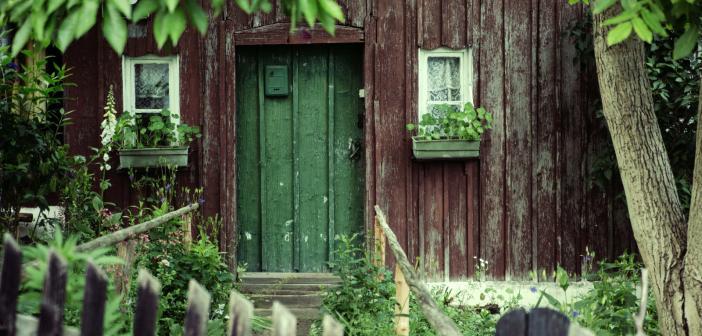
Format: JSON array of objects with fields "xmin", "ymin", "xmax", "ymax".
[
  {"xmin": 535, "ymin": 0, "xmax": 559, "ymax": 277},
  {"xmin": 558, "ymin": 2, "xmax": 585, "ymax": 274},
  {"xmin": 441, "ymin": 0, "xmax": 466, "ymax": 49},
  {"xmin": 421, "ymin": 165, "xmax": 444, "ymax": 278},
  {"xmin": 505, "ymin": 0, "xmax": 533, "ymax": 280},
  {"xmin": 466, "ymin": 161, "xmax": 480, "ymax": 277},
  {"xmin": 479, "ymin": 0, "xmax": 506, "ymax": 279},
  {"xmin": 201, "ymin": 10, "xmax": 222, "ymax": 221},
  {"xmin": 405, "ymin": 0, "xmax": 420, "ymax": 265},
  {"xmin": 447, "ymin": 163, "xmax": 469, "ymax": 279},
  {"xmin": 221, "ymin": 21, "xmax": 237, "ymax": 268},
  {"xmin": 376, "ymin": 0, "xmax": 408, "ymax": 268},
  {"xmin": 419, "ymin": 0, "xmax": 441, "ymax": 49},
  {"xmin": 364, "ymin": 15, "xmax": 377, "ymax": 250}
]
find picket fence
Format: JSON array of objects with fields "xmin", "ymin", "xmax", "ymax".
[{"xmin": 0, "ymin": 235, "xmax": 342, "ymax": 336}]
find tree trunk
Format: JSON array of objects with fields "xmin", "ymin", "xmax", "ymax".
[
  {"xmin": 684, "ymin": 82, "xmax": 702, "ymax": 335},
  {"xmin": 592, "ymin": 8, "xmax": 690, "ymax": 336}
]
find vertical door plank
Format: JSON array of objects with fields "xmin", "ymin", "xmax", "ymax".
[
  {"xmin": 505, "ymin": 0, "xmax": 533, "ymax": 280},
  {"xmin": 297, "ymin": 46, "xmax": 331, "ymax": 272},
  {"xmin": 331, "ymin": 45, "xmax": 365, "ymax": 244},
  {"xmin": 479, "ymin": 0, "xmax": 507, "ymax": 279},
  {"xmin": 261, "ymin": 46, "xmax": 295, "ymax": 272},
  {"xmin": 236, "ymin": 47, "xmax": 263, "ymax": 271}
]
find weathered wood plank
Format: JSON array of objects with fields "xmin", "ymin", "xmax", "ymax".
[
  {"xmin": 404, "ymin": 0, "xmax": 420, "ymax": 266},
  {"xmin": 421, "ymin": 165, "xmax": 444, "ymax": 279},
  {"xmin": 322, "ymin": 315, "xmax": 344, "ymax": 336},
  {"xmin": 184, "ymin": 280, "xmax": 211, "ymax": 336},
  {"xmin": 0, "ymin": 235, "xmax": 21, "ymax": 336},
  {"xmin": 505, "ymin": 0, "xmax": 533, "ymax": 280},
  {"xmin": 375, "ymin": 0, "xmax": 408, "ymax": 268},
  {"xmin": 466, "ymin": 162, "xmax": 480, "ymax": 277},
  {"xmin": 558, "ymin": 2, "xmax": 586, "ymax": 274},
  {"xmin": 363, "ymin": 15, "xmax": 377, "ymax": 250},
  {"xmin": 447, "ymin": 163, "xmax": 468, "ymax": 279},
  {"xmin": 227, "ymin": 290, "xmax": 253, "ymax": 336},
  {"xmin": 235, "ymin": 24, "xmax": 363, "ymax": 45},
  {"xmin": 271, "ymin": 302, "xmax": 296, "ymax": 336},
  {"xmin": 441, "ymin": 0, "xmax": 466, "ymax": 48},
  {"xmin": 37, "ymin": 251, "xmax": 67, "ymax": 336},
  {"xmin": 535, "ymin": 0, "xmax": 559, "ymax": 278},
  {"xmin": 79, "ymin": 263, "xmax": 108, "ymax": 336},
  {"xmin": 222, "ymin": 10, "xmax": 239, "ymax": 270},
  {"xmin": 133, "ymin": 270, "xmax": 161, "ymax": 336},
  {"xmin": 479, "ymin": 0, "xmax": 507, "ymax": 279},
  {"xmin": 419, "ymin": 0, "xmax": 441, "ymax": 49}
]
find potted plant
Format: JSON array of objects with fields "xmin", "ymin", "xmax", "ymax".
[
  {"xmin": 115, "ymin": 109, "xmax": 201, "ymax": 169},
  {"xmin": 407, "ymin": 103, "xmax": 493, "ymax": 160}
]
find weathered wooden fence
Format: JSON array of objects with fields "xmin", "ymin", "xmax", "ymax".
[{"xmin": 0, "ymin": 234, "xmax": 344, "ymax": 336}]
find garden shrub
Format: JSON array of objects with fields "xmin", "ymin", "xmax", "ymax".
[
  {"xmin": 317, "ymin": 235, "xmax": 497, "ymax": 336},
  {"xmin": 129, "ymin": 209, "xmax": 233, "ymax": 335}
]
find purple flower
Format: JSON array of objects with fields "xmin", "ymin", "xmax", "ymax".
[
  {"xmin": 571, "ymin": 310, "xmax": 580, "ymax": 318},
  {"xmin": 160, "ymin": 197, "xmax": 165, "ymax": 203},
  {"xmin": 198, "ymin": 196, "xmax": 205, "ymax": 205},
  {"xmin": 129, "ymin": 174, "xmax": 134, "ymax": 182},
  {"xmin": 7, "ymin": 62, "xmax": 18, "ymax": 70},
  {"xmin": 165, "ymin": 183, "xmax": 171, "ymax": 191},
  {"xmin": 529, "ymin": 287, "xmax": 537, "ymax": 294}
]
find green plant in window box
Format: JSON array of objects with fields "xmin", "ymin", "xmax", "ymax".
[
  {"xmin": 406, "ymin": 103, "xmax": 493, "ymax": 160},
  {"xmin": 115, "ymin": 109, "xmax": 201, "ymax": 169}
]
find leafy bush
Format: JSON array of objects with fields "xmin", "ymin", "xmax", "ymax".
[
  {"xmin": 129, "ymin": 211, "xmax": 233, "ymax": 335},
  {"xmin": 317, "ymin": 235, "xmax": 497, "ymax": 336},
  {"xmin": 406, "ymin": 103, "xmax": 493, "ymax": 141},
  {"xmin": 0, "ymin": 47, "xmax": 73, "ymax": 234}
]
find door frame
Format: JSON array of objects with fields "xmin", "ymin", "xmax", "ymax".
[{"xmin": 225, "ymin": 22, "xmax": 372, "ymax": 273}]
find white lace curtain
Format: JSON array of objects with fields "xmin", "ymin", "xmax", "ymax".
[{"xmin": 427, "ymin": 56, "xmax": 461, "ymax": 102}]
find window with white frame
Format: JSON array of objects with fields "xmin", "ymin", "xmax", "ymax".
[
  {"xmin": 418, "ymin": 48, "xmax": 472, "ymax": 119},
  {"xmin": 122, "ymin": 55, "xmax": 179, "ymax": 115}
]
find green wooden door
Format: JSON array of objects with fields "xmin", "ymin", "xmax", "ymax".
[{"xmin": 236, "ymin": 45, "xmax": 364, "ymax": 272}]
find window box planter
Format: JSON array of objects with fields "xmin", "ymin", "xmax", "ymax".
[
  {"xmin": 412, "ymin": 137, "xmax": 480, "ymax": 160},
  {"xmin": 118, "ymin": 147, "xmax": 189, "ymax": 169}
]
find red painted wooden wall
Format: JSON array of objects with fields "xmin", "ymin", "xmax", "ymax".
[{"xmin": 64, "ymin": 0, "xmax": 636, "ymax": 280}]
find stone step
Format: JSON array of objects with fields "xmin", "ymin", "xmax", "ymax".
[
  {"xmin": 240, "ymin": 283, "xmax": 339, "ymax": 294},
  {"xmin": 250, "ymin": 294, "xmax": 323, "ymax": 309},
  {"xmin": 241, "ymin": 272, "xmax": 341, "ymax": 285},
  {"xmin": 255, "ymin": 307, "xmax": 321, "ymax": 320}
]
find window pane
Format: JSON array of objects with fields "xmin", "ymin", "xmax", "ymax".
[
  {"xmin": 134, "ymin": 63, "xmax": 169, "ymax": 110},
  {"xmin": 427, "ymin": 57, "xmax": 460, "ymax": 102}
]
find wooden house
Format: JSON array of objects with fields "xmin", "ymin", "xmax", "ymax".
[{"xmin": 63, "ymin": 0, "xmax": 635, "ymax": 281}]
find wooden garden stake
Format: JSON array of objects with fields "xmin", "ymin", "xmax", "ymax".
[
  {"xmin": 373, "ymin": 216, "xmax": 386, "ymax": 269},
  {"xmin": 272, "ymin": 302, "xmax": 296, "ymax": 336},
  {"xmin": 322, "ymin": 315, "xmax": 344, "ymax": 336},
  {"xmin": 394, "ymin": 265, "xmax": 410, "ymax": 336}
]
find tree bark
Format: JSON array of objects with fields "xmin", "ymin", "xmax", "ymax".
[
  {"xmin": 684, "ymin": 82, "xmax": 702, "ymax": 335},
  {"xmin": 592, "ymin": 8, "xmax": 690, "ymax": 336}
]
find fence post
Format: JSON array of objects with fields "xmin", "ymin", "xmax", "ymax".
[
  {"xmin": 321, "ymin": 314, "xmax": 344, "ymax": 336},
  {"xmin": 37, "ymin": 250, "xmax": 68, "ymax": 336},
  {"xmin": 271, "ymin": 302, "xmax": 296, "ymax": 336},
  {"xmin": 373, "ymin": 216, "xmax": 386, "ymax": 269},
  {"xmin": 227, "ymin": 290, "xmax": 253, "ymax": 336},
  {"xmin": 133, "ymin": 269, "xmax": 161, "ymax": 336},
  {"xmin": 394, "ymin": 265, "xmax": 410, "ymax": 336},
  {"xmin": 184, "ymin": 280, "xmax": 211, "ymax": 336},
  {"xmin": 80, "ymin": 262, "xmax": 108, "ymax": 336},
  {"xmin": 0, "ymin": 234, "xmax": 22, "ymax": 336}
]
